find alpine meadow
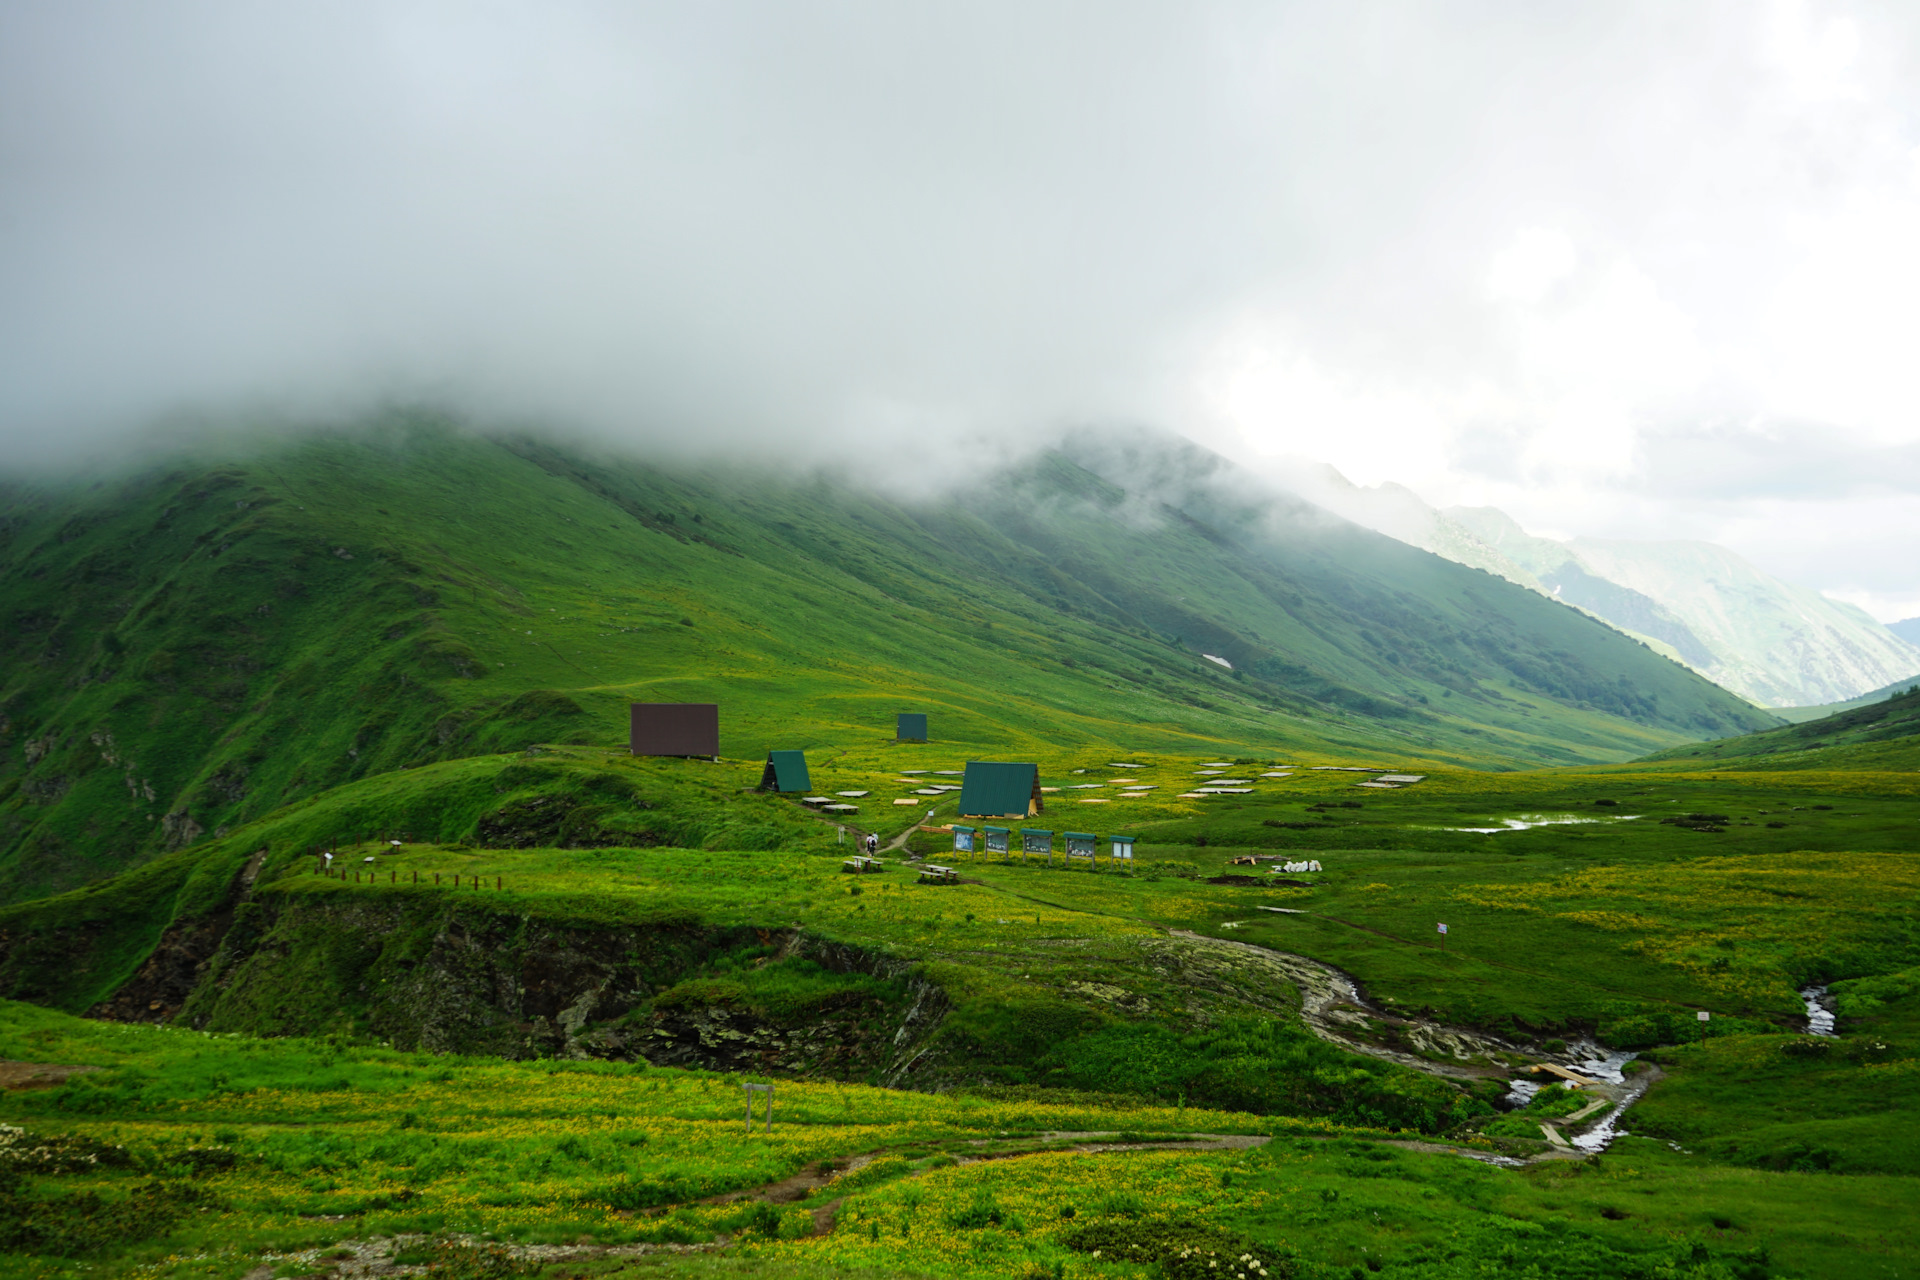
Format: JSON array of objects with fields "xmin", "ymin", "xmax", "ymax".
[{"xmin": 0, "ymin": 416, "xmax": 1915, "ymax": 1280}]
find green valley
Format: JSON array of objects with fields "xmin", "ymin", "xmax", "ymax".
[{"xmin": 0, "ymin": 422, "xmax": 1913, "ymax": 1279}]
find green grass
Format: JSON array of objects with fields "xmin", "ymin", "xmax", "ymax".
[
  {"xmin": 0, "ymin": 415, "xmax": 1776, "ymax": 902},
  {"xmin": 4, "ymin": 999, "xmax": 1917, "ymax": 1279},
  {"xmin": 1, "ymin": 416, "xmax": 1914, "ymax": 1278},
  {"xmin": 1642, "ymin": 685, "xmax": 1920, "ymax": 771}
]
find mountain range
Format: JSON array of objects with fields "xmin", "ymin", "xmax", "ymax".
[
  {"xmin": 0, "ymin": 416, "xmax": 1773, "ymax": 903},
  {"xmin": 1272, "ymin": 462, "xmax": 1920, "ymax": 709}
]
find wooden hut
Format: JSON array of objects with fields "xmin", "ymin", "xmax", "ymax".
[
  {"xmin": 758, "ymin": 750, "xmax": 813, "ymax": 793},
  {"xmin": 957, "ymin": 761, "xmax": 1042, "ymax": 818},
  {"xmin": 630, "ymin": 703, "xmax": 719, "ymax": 758}
]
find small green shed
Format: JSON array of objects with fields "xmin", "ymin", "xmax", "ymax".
[
  {"xmin": 896, "ymin": 713, "xmax": 928, "ymax": 742},
  {"xmin": 758, "ymin": 750, "xmax": 813, "ymax": 793},
  {"xmin": 957, "ymin": 761, "xmax": 1042, "ymax": 818}
]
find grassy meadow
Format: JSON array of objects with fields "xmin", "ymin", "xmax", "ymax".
[
  {"xmin": 3, "ymin": 996, "xmax": 1915, "ymax": 1280},
  {"xmin": 0, "ymin": 421, "xmax": 1912, "ymax": 1278},
  {"xmin": 1, "ymin": 733, "xmax": 1916, "ymax": 1277}
]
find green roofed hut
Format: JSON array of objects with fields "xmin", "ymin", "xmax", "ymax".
[
  {"xmin": 758, "ymin": 751, "xmax": 813, "ymax": 793},
  {"xmin": 896, "ymin": 713, "xmax": 928, "ymax": 742},
  {"xmin": 957, "ymin": 761, "xmax": 1042, "ymax": 819}
]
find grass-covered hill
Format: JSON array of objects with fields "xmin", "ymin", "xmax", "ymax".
[
  {"xmin": 2, "ymin": 744, "xmax": 1916, "ymax": 1277},
  {"xmin": 1642, "ymin": 683, "xmax": 1920, "ymax": 771},
  {"xmin": 0, "ymin": 413, "xmax": 1773, "ymax": 902}
]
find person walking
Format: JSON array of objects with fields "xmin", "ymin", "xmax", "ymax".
[{"xmin": 865, "ymin": 832, "xmax": 878, "ymax": 856}]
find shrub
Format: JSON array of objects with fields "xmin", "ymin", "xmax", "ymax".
[
  {"xmin": 1061, "ymin": 1221, "xmax": 1293, "ymax": 1279},
  {"xmin": 0, "ymin": 1179, "xmax": 216, "ymax": 1258},
  {"xmin": 946, "ymin": 1188, "xmax": 1012, "ymax": 1230}
]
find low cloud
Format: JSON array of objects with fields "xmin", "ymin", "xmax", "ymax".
[{"xmin": 3, "ymin": 2, "xmax": 1918, "ymax": 609}]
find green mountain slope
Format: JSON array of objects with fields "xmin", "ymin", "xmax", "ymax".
[
  {"xmin": 1642, "ymin": 683, "xmax": 1920, "ymax": 771},
  {"xmin": 1773, "ymin": 673, "xmax": 1920, "ymax": 723},
  {"xmin": 1446, "ymin": 506, "xmax": 1920, "ymax": 707},
  {"xmin": 0, "ymin": 415, "xmax": 1774, "ymax": 901}
]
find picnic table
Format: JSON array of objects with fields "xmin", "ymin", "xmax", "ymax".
[
  {"xmin": 919, "ymin": 864, "xmax": 959, "ymax": 884},
  {"xmin": 842, "ymin": 855, "xmax": 884, "ymax": 873}
]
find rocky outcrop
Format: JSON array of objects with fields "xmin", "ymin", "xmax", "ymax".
[
  {"xmin": 87, "ymin": 891, "xmax": 949, "ymax": 1085},
  {"xmin": 83, "ymin": 849, "xmax": 269, "ymax": 1023}
]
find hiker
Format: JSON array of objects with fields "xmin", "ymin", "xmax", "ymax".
[{"xmin": 865, "ymin": 832, "xmax": 879, "ymax": 856}]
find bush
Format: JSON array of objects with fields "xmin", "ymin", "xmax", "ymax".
[
  {"xmin": 1061, "ymin": 1221, "xmax": 1293, "ymax": 1279},
  {"xmin": 946, "ymin": 1188, "xmax": 1013, "ymax": 1230},
  {"xmin": 0, "ymin": 1179, "xmax": 216, "ymax": 1258},
  {"xmin": 0, "ymin": 1125, "xmax": 133, "ymax": 1174}
]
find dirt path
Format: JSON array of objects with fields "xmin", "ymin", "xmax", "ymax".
[
  {"xmin": 0, "ymin": 1061, "xmax": 98, "ymax": 1091},
  {"xmin": 269, "ymin": 1132, "xmax": 1276, "ymax": 1276},
  {"xmin": 887, "ymin": 807, "xmax": 941, "ymax": 852}
]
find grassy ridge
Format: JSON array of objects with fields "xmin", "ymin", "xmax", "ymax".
[
  {"xmin": 0, "ymin": 417, "xmax": 1774, "ymax": 901},
  {"xmin": 1641, "ymin": 685, "xmax": 1920, "ymax": 771}
]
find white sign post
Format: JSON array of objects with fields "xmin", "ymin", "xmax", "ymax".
[
  {"xmin": 743, "ymin": 1082, "xmax": 774, "ymax": 1133},
  {"xmin": 1437, "ymin": 922, "xmax": 1448, "ymax": 952}
]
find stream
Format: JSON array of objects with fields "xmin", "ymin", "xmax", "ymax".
[
  {"xmin": 1439, "ymin": 813, "xmax": 1645, "ymax": 834},
  {"xmin": 1801, "ymin": 984, "xmax": 1837, "ymax": 1037},
  {"xmin": 1171, "ymin": 931, "xmax": 1648, "ymax": 1159}
]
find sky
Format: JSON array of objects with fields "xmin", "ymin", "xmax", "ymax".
[{"xmin": 3, "ymin": 1, "xmax": 1919, "ymax": 620}]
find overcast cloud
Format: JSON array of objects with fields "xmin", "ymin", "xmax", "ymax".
[{"xmin": 3, "ymin": 1, "xmax": 1918, "ymax": 617}]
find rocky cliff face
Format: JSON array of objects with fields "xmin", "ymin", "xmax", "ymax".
[{"xmin": 80, "ymin": 885, "xmax": 951, "ymax": 1086}]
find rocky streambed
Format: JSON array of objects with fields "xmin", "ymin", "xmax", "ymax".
[{"xmin": 1166, "ymin": 930, "xmax": 1646, "ymax": 1159}]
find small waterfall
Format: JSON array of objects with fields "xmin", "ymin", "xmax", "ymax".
[{"xmin": 1801, "ymin": 984, "xmax": 1837, "ymax": 1037}]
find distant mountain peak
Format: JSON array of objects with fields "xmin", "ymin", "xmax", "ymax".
[{"xmin": 1263, "ymin": 466, "xmax": 1920, "ymax": 709}]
